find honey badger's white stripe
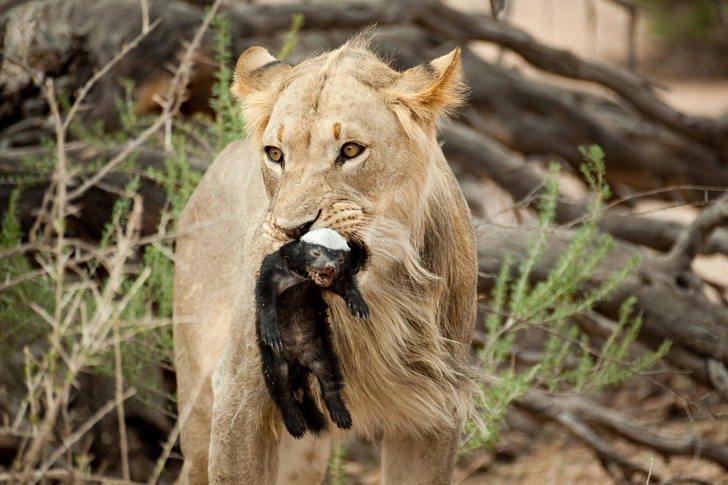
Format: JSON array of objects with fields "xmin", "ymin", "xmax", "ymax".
[{"xmin": 300, "ymin": 228, "xmax": 349, "ymax": 251}]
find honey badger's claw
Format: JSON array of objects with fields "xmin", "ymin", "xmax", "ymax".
[
  {"xmin": 347, "ymin": 300, "xmax": 370, "ymax": 319},
  {"xmin": 262, "ymin": 328, "xmax": 283, "ymax": 348}
]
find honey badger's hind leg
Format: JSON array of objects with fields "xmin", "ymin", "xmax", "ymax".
[
  {"xmin": 289, "ymin": 366, "xmax": 328, "ymax": 435},
  {"xmin": 304, "ymin": 334, "xmax": 352, "ymax": 431},
  {"xmin": 258, "ymin": 342, "xmax": 307, "ymax": 438}
]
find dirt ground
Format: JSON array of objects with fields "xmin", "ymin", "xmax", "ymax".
[{"xmin": 337, "ymin": 380, "xmax": 728, "ymax": 485}]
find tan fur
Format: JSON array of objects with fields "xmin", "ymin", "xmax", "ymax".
[{"xmin": 173, "ymin": 37, "xmax": 478, "ymax": 485}]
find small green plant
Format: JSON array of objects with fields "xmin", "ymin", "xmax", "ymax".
[
  {"xmin": 210, "ymin": 14, "xmax": 245, "ymax": 152},
  {"xmin": 637, "ymin": 0, "xmax": 728, "ymax": 43},
  {"xmin": 460, "ymin": 146, "xmax": 671, "ymax": 454},
  {"xmin": 328, "ymin": 442, "xmax": 347, "ymax": 485},
  {"xmin": 277, "ymin": 13, "xmax": 305, "ymax": 62}
]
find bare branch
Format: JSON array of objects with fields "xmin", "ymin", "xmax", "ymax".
[
  {"xmin": 518, "ymin": 392, "xmax": 656, "ymax": 482},
  {"xmin": 442, "ymin": 123, "xmax": 728, "ymax": 256},
  {"xmin": 32, "ymin": 390, "xmax": 136, "ymax": 484},
  {"xmin": 533, "ymin": 391, "xmax": 728, "ymax": 470},
  {"xmin": 659, "ymin": 476, "xmax": 725, "ymax": 485},
  {"xmin": 415, "ymin": 0, "xmax": 728, "ymax": 151},
  {"xmin": 62, "ymin": 18, "xmax": 162, "ymax": 133},
  {"xmin": 669, "ymin": 193, "xmax": 728, "ymax": 266},
  {"xmin": 114, "ymin": 318, "xmax": 130, "ymax": 482},
  {"xmin": 0, "ymin": 468, "xmax": 147, "ymax": 484},
  {"xmin": 67, "ymin": 0, "xmax": 221, "ymax": 201},
  {"xmin": 707, "ymin": 358, "xmax": 728, "ymax": 402},
  {"xmin": 140, "ymin": 0, "xmax": 150, "ymax": 33}
]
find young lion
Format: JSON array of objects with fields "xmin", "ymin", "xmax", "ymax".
[
  {"xmin": 255, "ymin": 228, "xmax": 368, "ymax": 438},
  {"xmin": 174, "ymin": 35, "xmax": 478, "ymax": 485}
]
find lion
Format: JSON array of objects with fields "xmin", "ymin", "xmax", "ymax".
[{"xmin": 173, "ymin": 35, "xmax": 478, "ymax": 485}]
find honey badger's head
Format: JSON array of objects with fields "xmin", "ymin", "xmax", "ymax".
[{"xmin": 297, "ymin": 228, "xmax": 351, "ymax": 287}]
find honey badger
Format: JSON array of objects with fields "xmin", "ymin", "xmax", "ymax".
[{"xmin": 254, "ymin": 228, "xmax": 368, "ymax": 438}]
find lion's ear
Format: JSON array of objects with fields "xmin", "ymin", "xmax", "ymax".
[
  {"xmin": 232, "ymin": 47, "xmax": 291, "ymax": 142},
  {"xmin": 389, "ymin": 48, "xmax": 467, "ymax": 129},
  {"xmin": 232, "ymin": 47, "xmax": 291, "ymax": 98}
]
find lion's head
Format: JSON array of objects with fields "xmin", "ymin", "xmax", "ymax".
[{"xmin": 232, "ymin": 36, "xmax": 466, "ymax": 252}]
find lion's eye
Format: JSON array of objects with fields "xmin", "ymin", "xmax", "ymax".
[
  {"xmin": 265, "ymin": 146, "xmax": 284, "ymax": 164},
  {"xmin": 340, "ymin": 142, "xmax": 364, "ymax": 160}
]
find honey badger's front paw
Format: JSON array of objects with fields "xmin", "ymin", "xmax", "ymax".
[
  {"xmin": 260, "ymin": 325, "xmax": 283, "ymax": 348},
  {"xmin": 347, "ymin": 298, "xmax": 369, "ymax": 319}
]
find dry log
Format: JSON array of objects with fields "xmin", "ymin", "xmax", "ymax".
[
  {"xmin": 518, "ymin": 392, "xmax": 655, "ymax": 483},
  {"xmin": 517, "ymin": 390, "xmax": 728, "ymax": 484},
  {"xmin": 520, "ymin": 390, "xmax": 728, "ymax": 470},
  {"xmin": 454, "ymin": 48, "xmax": 728, "ymax": 199},
  {"xmin": 407, "ymin": 0, "xmax": 728, "ymax": 154},
  {"xmin": 443, "ymin": 123, "xmax": 728, "ymax": 256},
  {"xmin": 476, "ymin": 206, "xmax": 728, "ymax": 393}
]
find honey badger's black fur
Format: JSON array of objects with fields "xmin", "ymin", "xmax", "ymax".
[{"xmin": 255, "ymin": 229, "xmax": 368, "ymax": 439}]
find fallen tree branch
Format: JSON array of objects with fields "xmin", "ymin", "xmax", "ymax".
[
  {"xmin": 669, "ymin": 194, "xmax": 728, "ymax": 267},
  {"xmin": 443, "ymin": 123, "xmax": 728, "ymax": 256},
  {"xmin": 522, "ymin": 390, "xmax": 728, "ymax": 470},
  {"xmin": 659, "ymin": 476, "xmax": 725, "ymax": 485},
  {"xmin": 0, "ymin": 468, "xmax": 147, "ymax": 484},
  {"xmin": 411, "ymin": 0, "xmax": 728, "ymax": 152},
  {"xmin": 707, "ymin": 359, "xmax": 728, "ymax": 402},
  {"xmin": 518, "ymin": 391, "xmax": 656, "ymax": 483}
]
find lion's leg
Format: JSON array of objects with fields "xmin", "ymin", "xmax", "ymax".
[
  {"xmin": 276, "ymin": 431, "xmax": 331, "ymax": 485},
  {"xmin": 209, "ymin": 349, "xmax": 281, "ymax": 485},
  {"xmin": 380, "ymin": 425, "xmax": 461, "ymax": 485},
  {"xmin": 176, "ymin": 375, "xmax": 214, "ymax": 485},
  {"xmin": 209, "ymin": 349, "xmax": 330, "ymax": 485}
]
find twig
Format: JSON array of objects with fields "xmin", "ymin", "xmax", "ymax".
[
  {"xmin": 62, "ymin": 19, "xmax": 162, "ymax": 133},
  {"xmin": 556, "ymin": 410, "xmax": 654, "ymax": 482},
  {"xmin": 146, "ymin": 418, "xmax": 182, "ymax": 485},
  {"xmin": 594, "ymin": 0, "xmax": 641, "ymax": 68},
  {"xmin": 646, "ymin": 454, "xmax": 654, "ymax": 484},
  {"xmin": 0, "ymin": 269, "xmax": 47, "ymax": 293},
  {"xmin": 114, "ymin": 318, "xmax": 131, "ymax": 482},
  {"xmin": 489, "ymin": 0, "xmax": 507, "ymax": 20},
  {"xmin": 66, "ymin": 0, "xmax": 220, "ymax": 201},
  {"xmin": 31, "ymin": 389, "xmax": 136, "ymax": 485},
  {"xmin": 140, "ymin": 0, "xmax": 150, "ymax": 33},
  {"xmin": 669, "ymin": 193, "xmax": 728, "ymax": 266},
  {"xmin": 19, "ymin": 79, "xmax": 73, "ymax": 481},
  {"xmin": 0, "ymin": 468, "xmax": 147, "ymax": 484},
  {"xmin": 707, "ymin": 358, "xmax": 728, "ymax": 402},
  {"xmin": 659, "ymin": 476, "xmax": 725, "ymax": 485}
]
